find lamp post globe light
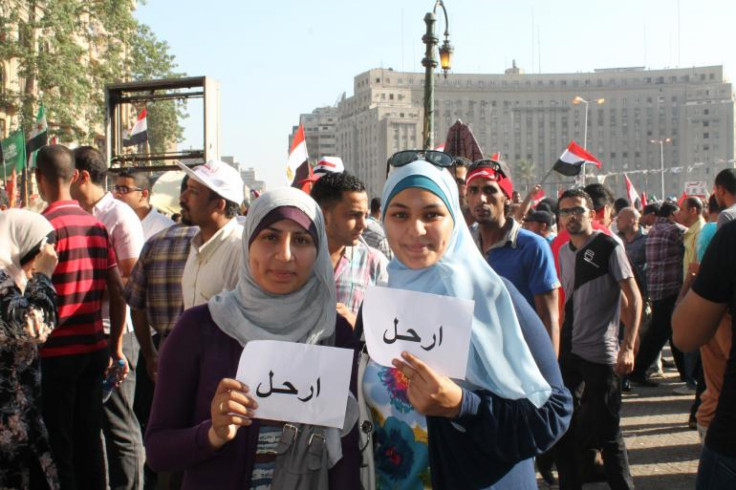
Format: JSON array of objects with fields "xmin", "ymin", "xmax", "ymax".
[
  {"xmin": 572, "ymin": 95, "xmax": 604, "ymax": 184},
  {"xmin": 422, "ymin": 0, "xmax": 452, "ymax": 150},
  {"xmin": 650, "ymin": 137, "xmax": 672, "ymax": 200}
]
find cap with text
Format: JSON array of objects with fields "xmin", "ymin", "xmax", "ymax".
[{"xmin": 177, "ymin": 160, "xmax": 245, "ymax": 205}]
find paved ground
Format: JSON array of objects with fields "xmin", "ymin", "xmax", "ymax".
[{"xmin": 538, "ymin": 358, "xmax": 701, "ymax": 489}]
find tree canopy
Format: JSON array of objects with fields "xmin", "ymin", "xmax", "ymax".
[{"xmin": 0, "ymin": 0, "xmax": 184, "ymax": 152}]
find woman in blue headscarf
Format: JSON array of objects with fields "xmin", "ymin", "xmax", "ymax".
[{"xmin": 358, "ymin": 159, "xmax": 571, "ymax": 489}]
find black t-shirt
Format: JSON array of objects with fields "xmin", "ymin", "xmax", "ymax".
[{"xmin": 693, "ymin": 220, "xmax": 736, "ymax": 457}]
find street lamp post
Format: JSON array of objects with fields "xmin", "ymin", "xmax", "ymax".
[
  {"xmin": 572, "ymin": 95, "xmax": 604, "ymax": 184},
  {"xmin": 422, "ymin": 0, "xmax": 452, "ymax": 150},
  {"xmin": 651, "ymin": 137, "xmax": 672, "ymax": 200}
]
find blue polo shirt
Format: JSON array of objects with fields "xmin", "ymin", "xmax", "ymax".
[{"xmin": 473, "ymin": 220, "xmax": 560, "ymax": 308}]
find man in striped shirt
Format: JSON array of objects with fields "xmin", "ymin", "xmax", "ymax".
[{"xmin": 35, "ymin": 145, "xmax": 127, "ymax": 490}]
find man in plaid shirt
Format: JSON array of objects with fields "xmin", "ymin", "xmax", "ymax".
[
  {"xmin": 630, "ymin": 201, "xmax": 685, "ymax": 386},
  {"xmin": 311, "ymin": 172, "xmax": 388, "ymax": 328}
]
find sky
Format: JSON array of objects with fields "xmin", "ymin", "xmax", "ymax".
[{"xmin": 134, "ymin": 0, "xmax": 736, "ymax": 189}]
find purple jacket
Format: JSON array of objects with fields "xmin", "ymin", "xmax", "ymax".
[{"xmin": 145, "ymin": 305, "xmax": 360, "ymax": 489}]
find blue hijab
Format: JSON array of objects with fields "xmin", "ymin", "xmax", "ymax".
[{"xmin": 381, "ymin": 161, "xmax": 551, "ymax": 408}]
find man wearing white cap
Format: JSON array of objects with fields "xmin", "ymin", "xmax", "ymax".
[{"xmin": 177, "ymin": 160, "xmax": 244, "ymax": 309}]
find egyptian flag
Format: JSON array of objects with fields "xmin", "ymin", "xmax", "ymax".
[
  {"xmin": 490, "ymin": 151, "xmax": 502, "ymax": 161},
  {"xmin": 287, "ymin": 124, "xmax": 309, "ymax": 181},
  {"xmin": 553, "ymin": 141, "xmax": 601, "ymax": 177},
  {"xmin": 640, "ymin": 192, "xmax": 648, "ymax": 208},
  {"xmin": 123, "ymin": 109, "xmax": 148, "ymax": 147},
  {"xmin": 624, "ymin": 174, "xmax": 641, "ymax": 207}
]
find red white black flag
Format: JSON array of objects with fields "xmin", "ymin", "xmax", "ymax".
[
  {"xmin": 553, "ymin": 141, "xmax": 601, "ymax": 177},
  {"xmin": 123, "ymin": 109, "xmax": 148, "ymax": 147}
]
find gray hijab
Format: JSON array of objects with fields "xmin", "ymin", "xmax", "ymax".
[{"xmin": 208, "ymin": 187, "xmax": 336, "ymax": 347}]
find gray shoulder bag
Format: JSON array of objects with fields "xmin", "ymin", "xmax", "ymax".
[{"xmin": 271, "ymin": 423, "xmax": 329, "ymax": 490}]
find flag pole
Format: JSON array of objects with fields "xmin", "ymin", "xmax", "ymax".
[{"xmin": 539, "ymin": 166, "xmax": 555, "ymax": 185}]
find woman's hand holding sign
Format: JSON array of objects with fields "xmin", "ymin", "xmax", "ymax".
[
  {"xmin": 208, "ymin": 378, "xmax": 258, "ymax": 450},
  {"xmin": 392, "ymin": 351, "xmax": 463, "ymax": 418}
]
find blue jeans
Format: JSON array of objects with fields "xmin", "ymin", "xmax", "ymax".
[{"xmin": 697, "ymin": 445, "xmax": 736, "ymax": 489}]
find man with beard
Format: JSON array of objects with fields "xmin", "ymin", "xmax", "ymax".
[
  {"xmin": 124, "ymin": 177, "xmax": 197, "ymax": 489},
  {"xmin": 554, "ymin": 188, "xmax": 641, "ymax": 490},
  {"xmin": 311, "ymin": 172, "xmax": 388, "ymax": 327},
  {"xmin": 177, "ymin": 160, "xmax": 244, "ymax": 310},
  {"xmin": 466, "ymin": 160, "xmax": 560, "ymax": 354}
]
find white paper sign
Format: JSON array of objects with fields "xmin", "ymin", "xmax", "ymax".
[
  {"xmin": 362, "ymin": 286, "xmax": 474, "ymax": 379},
  {"xmin": 684, "ymin": 181, "xmax": 708, "ymax": 198},
  {"xmin": 236, "ymin": 340, "xmax": 353, "ymax": 429}
]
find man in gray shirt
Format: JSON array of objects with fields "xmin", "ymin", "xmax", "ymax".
[{"xmin": 554, "ymin": 188, "xmax": 642, "ymax": 490}]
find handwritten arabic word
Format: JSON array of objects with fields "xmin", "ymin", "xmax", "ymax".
[
  {"xmin": 383, "ymin": 318, "xmax": 444, "ymax": 351},
  {"xmin": 255, "ymin": 370, "xmax": 322, "ymax": 403}
]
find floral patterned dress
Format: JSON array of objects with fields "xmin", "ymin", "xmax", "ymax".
[
  {"xmin": 0, "ymin": 270, "xmax": 59, "ymax": 490},
  {"xmin": 363, "ymin": 359, "xmax": 431, "ymax": 490}
]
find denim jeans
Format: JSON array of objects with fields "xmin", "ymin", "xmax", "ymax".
[
  {"xmin": 697, "ymin": 444, "xmax": 736, "ymax": 489},
  {"xmin": 103, "ymin": 332, "xmax": 144, "ymax": 490},
  {"xmin": 555, "ymin": 353, "xmax": 634, "ymax": 490},
  {"xmin": 41, "ymin": 348, "xmax": 109, "ymax": 490},
  {"xmin": 632, "ymin": 294, "xmax": 682, "ymax": 380}
]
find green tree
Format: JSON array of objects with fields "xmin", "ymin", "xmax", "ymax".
[
  {"xmin": 129, "ymin": 23, "xmax": 186, "ymax": 155},
  {"xmin": 0, "ymin": 0, "xmax": 184, "ymax": 150}
]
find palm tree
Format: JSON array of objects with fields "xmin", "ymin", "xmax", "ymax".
[{"xmin": 514, "ymin": 159, "xmax": 536, "ymax": 193}]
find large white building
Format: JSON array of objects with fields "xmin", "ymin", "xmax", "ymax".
[
  {"xmin": 307, "ymin": 65, "xmax": 736, "ymax": 200},
  {"xmin": 289, "ymin": 106, "xmax": 339, "ymax": 162}
]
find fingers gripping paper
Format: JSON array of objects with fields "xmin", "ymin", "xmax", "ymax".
[
  {"xmin": 236, "ymin": 340, "xmax": 353, "ymax": 428},
  {"xmin": 362, "ymin": 286, "xmax": 474, "ymax": 379}
]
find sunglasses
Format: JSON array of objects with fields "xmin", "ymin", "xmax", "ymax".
[
  {"xmin": 558, "ymin": 206, "xmax": 589, "ymax": 217},
  {"xmin": 468, "ymin": 159, "xmax": 506, "ymax": 178},
  {"xmin": 113, "ymin": 185, "xmax": 144, "ymax": 195},
  {"xmin": 386, "ymin": 150, "xmax": 456, "ymax": 176}
]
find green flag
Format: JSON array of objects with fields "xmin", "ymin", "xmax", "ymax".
[
  {"xmin": 26, "ymin": 105, "xmax": 48, "ymax": 155},
  {"xmin": 1, "ymin": 129, "xmax": 26, "ymax": 181}
]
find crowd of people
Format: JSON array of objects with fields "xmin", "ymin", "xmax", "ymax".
[{"xmin": 0, "ymin": 143, "xmax": 735, "ymax": 490}]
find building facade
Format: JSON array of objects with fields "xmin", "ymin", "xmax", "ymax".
[
  {"xmin": 289, "ymin": 106, "xmax": 339, "ymax": 162},
  {"xmin": 326, "ymin": 66, "xmax": 735, "ymax": 200}
]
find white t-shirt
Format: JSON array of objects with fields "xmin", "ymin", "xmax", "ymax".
[
  {"xmin": 141, "ymin": 208, "xmax": 175, "ymax": 240},
  {"xmin": 182, "ymin": 218, "xmax": 243, "ymax": 309},
  {"xmin": 92, "ymin": 192, "xmax": 145, "ymax": 333}
]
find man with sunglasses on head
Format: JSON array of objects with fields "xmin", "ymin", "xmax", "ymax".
[
  {"xmin": 114, "ymin": 170, "xmax": 174, "ymax": 240},
  {"xmin": 554, "ymin": 188, "xmax": 641, "ymax": 490},
  {"xmin": 310, "ymin": 171, "xmax": 388, "ymax": 328},
  {"xmin": 465, "ymin": 159, "xmax": 561, "ymax": 355}
]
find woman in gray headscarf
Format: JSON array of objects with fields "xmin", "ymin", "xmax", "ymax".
[
  {"xmin": 0, "ymin": 209, "xmax": 59, "ymax": 489},
  {"xmin": 146, "ymin": 188, "xmax": 359, "ymax": 489}
]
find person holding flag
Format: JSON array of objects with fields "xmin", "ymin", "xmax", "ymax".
[{"xmin": 1, "ymin": 129, "xmax": 26, "ymax": 208}]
